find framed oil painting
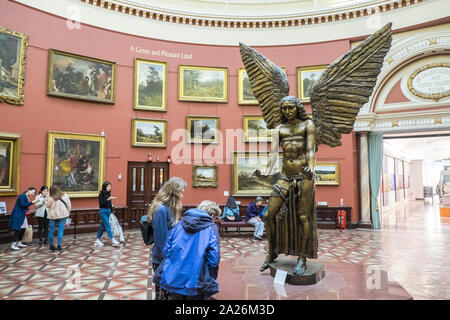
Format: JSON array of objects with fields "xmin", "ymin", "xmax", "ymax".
[
  {"xmin": 47, "ymin": 49, "xmax": 116, "ymax": 104},
  {"xmin": 297, "ymin": 64, "xmax": 328, "ymax": 103},
  {"xmin": 193, "ymin": 165, "xmax": 218, "ymax": 188},
  {"xmin": 238, "ymin": 67, "xmax": 286, "ymax": 105},
  {"xmin": 315, "ymin": 162, "xmax": 339, "ymax": 185},
  {"xmin": 132, "ymin": 118, "xmax": 167, "ymax": 148},
  {"xmin": 232, "ymin": 152, "xmax": 283, "ymax": 197},
  {"xmin": 0, "ymin": 132, "xmax": 21, "ymax": 196},
  {"xmin": 0, "ymin": 26, "xmax": 29, "ymax": 105},
  {"xmin": 46, "ymin": 132, "xmax": 106, "ymax": 198},
  {"xmin": 178, "ymin": 65, "xmax": 227, "ymax": 103},
  {"xmin": 243, "ymin": 115, "xmax": 272, "ymax": 142},
  {"xmin": 134, "ymin": 58, "xmax": 167, "ymax": 111},
  {"xmin": 186, "ymin": 116, "xmax": 219, "ymax": 144}
]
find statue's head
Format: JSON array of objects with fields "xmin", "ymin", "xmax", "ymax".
[{"xmin": 280, "ymin": 96, "xmax": 308, "ymax": 123}]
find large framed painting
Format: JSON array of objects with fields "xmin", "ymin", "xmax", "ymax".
[
  {"xmin": 232, "ymin": 152, "xmax": 283, "ymax": 197},
  {"xmin": 134, "ymin": 58, "xmax": 167, "ymax": 111},
  {"xmin": 46, "ymin": 132, "xmax": 106, "ymax": 198},
  {"xmin": 192, "ymin": 165, "xmax": 218, "ymax": 188},
  {"xmin": 243, "ymin": 115, "xmax": 272, "ymax": 142},
  {"xmin": 0, "ymin": 132, "xmax": 21, "ymax": 196},
  {"xmin": 0, "ymin": 26, "xmax": 29, "ymax": 105},
  {"xmin": 315, "ymin": 162, "xmax": 339, "ymax": 185},
  {"xmin": 47, "ymin": 49, "xmax": 116, "ymax": 104},
  {"xmin": 297, "ymin": 64, "xmax": 328, "ymax": 103},
  {"xmin": 238, "ymin": 67, "xmax": 286, "ymax": 105},
  {"xmin": 132, "ymin": 118, "xmax": 167, "ymax": 148},
  {"xmin": 178, "ymin": 65, "xmax": 227, "ymax": 103},
  {"xmin": 186, "ymin": 116, "xmax": 219, "ymax": 144}
]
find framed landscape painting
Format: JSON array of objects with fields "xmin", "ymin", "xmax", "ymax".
[
  {"xmin": 238, "ymin": 67, "xmax": 286, "ymax": 105},
  {"xmin": 232, "ymin": 152, "xmax": 282, "ymax": 197},
  {"xmin": 192, "ymin": 165, "xmax": 218, "ymax": 188},
  {"xmin": 178, "ymin": 65, "xmax": 227, "ymax": 103},
  {"xmin": 186, "ymin": 116, "xmax": 219, "ymax": 144},
  {"xmin": 0, "ymin": 26, "xmax": 29, "ymax": 105},
  {"xmin": 243, "ymin": 115, "xmax": 272, "ymax": 142},
  {"xmin": 0, "ymin": 132, "xmax": 21, "ymax": 196},
  {"xmin": 134, "ymin": 58, "xmax": 167, "ymax": 111},
  {"xmin": 132, "ymin": 118, "xmax": 167, "ymax": 148},
  {"xmin": 47, "ymin": 49, "xmax": 116, "ymax": 104},
  {"xmin": 315, "ymin": 162, "xmax": 339, "ymax": 185},
  {"xmin": 297, "ymin": 64, "xmax": 328, "ymax": 103},
  {"xmin": 46, "ymin": 132, "xmax": 106, "ymax": 198}
]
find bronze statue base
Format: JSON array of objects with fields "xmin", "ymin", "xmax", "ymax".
[{"xmin": 268, "ymin": 257, "xmax": 325, "ymax": 285}]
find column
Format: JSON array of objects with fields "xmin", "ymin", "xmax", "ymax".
[{"xmin": 359, "ymin": 132, "xmax": 373, "ymax": 228}]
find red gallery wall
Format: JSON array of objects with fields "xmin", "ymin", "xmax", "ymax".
[{"xmin": 0, "ymin": 1, "xmax": 360, "ymax": 222}]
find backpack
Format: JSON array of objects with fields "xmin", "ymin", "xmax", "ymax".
[{"xmin": 140, "ymin": 215, "xmax": 154, "ymax": 245}]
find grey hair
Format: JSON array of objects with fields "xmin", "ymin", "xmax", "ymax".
[{"xmin": 197, "ymin": 200, "xmax": 221, "ymax": 218}]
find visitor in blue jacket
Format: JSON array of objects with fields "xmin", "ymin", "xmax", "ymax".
[
  {"xmin": 246, "ymin": 196, "xmax": 264, "ymax": 240},
  {"xmin": 153, "ymin": 200, "xmax": 221, "ymax": 300}
]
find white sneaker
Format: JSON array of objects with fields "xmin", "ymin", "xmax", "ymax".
[
  {"xmin": 94, "ymin": 239, "xmax": 104, "ymax": 247},
  {"xmin": 119, "ymin": 236, "xmax": 125, "ymax": 242},
  {"xmin": 111, "ymin": 238, "xmax": 120, "ymax": 247},
  {"xmin": 17, "ymin": 242, "xmax": 27, "ymax": 248},
  {"xmin": 10, "ymin": 242, "xmax": 20, "ymax": 251}
]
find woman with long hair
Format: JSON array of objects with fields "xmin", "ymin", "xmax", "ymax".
[
  {"xmin": 35, "ymin": 185, "xmax": 49, "ymax": 245},
  {"xmin": 46, "ymin": 185, "xmax": 71, "ymax": 251},
  {"xmin": 95, "ymin": 181, "xmax": 120, "ymax": 247},
  {"xmin": 147, "ymin": 177, "xmax": 186, "ymax": 300},
  {"xmin": 221, "ymin": 196, "xmax": 241, "ymax": 222},
  {"xmin": 8, "ymin": 186, "xmax": 37, "ymax": 251}
]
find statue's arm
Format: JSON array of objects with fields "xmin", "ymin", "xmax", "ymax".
[
  {"xmin": 264, "ymin": 127, "xmax": 280, "ymax": 176},
  {"xmin": 305, "ymin": 120, "xmax": 316, "ymax": 176}
]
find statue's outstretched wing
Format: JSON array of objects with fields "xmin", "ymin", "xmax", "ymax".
[
  {"xmin": 239, "ymin": 43, "xmax": 289, "ymax": 129},
  {"xmin": 311, "ymin": 23, "xmax": 392, "ymax": 147}
]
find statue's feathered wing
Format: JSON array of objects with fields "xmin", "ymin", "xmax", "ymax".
[
  {"xmin": 239, "ymin": 43, "xmax": 289, "ymax": 129},
  {"xmin": 311, "ymin": 23, "xmax": 392, "ymax": 147}
]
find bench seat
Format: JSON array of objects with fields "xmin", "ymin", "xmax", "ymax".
[{"xmin": 217, "ymin": 218, "xmax": 252, "ymax": 235}]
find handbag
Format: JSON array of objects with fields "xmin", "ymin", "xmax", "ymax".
[{"xmin": 22, "ymin": 225, "xmax": 33, "ymax": 243}]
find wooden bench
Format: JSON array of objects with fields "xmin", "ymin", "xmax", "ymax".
[{"xmin": 217, "ymin": 216, "xmax": 253, "ymax": 235}]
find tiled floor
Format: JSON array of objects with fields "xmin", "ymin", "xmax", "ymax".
[{"xmin": 0, "ymin": 200, "xmax": 448, "ymax": 300}]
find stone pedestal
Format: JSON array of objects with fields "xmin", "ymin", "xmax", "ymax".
[{"xmin": 268, "ymin": 257, "xmax": 325, "ymax": 285}]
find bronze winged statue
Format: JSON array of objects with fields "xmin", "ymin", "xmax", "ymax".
[{"xmin": 239, "ymin": 23, "xmax": 392, "ymax": 275}]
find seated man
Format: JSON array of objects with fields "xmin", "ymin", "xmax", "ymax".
[
  {"xmin": 246, "ymin": 196, "xmax": 264, "ymax": 240},
  {"xmin": 153, "ymin": 200, "xmax": 221, "ymax": 300}
]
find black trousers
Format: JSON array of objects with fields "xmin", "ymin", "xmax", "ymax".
[
  {"xmin": 37, "ymin": 212, "xmax": 49, "ymax": 240},
  {"xmin": 12, "ymin": 229, "xmax": 25, "ymax": 242}
]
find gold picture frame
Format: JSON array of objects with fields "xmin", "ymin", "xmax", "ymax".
[
  {"xmin": 0, "ymin": 26, "xmax": 29, "ymax": 105},
  {"xmin": 178, "ymin": 65, "xmax": 228, "ymax": 103},
  {"xmin": 315, "ymin": 162, "xmax": 339, "ymax": 185},
  {"xmin": 297, "ymin": 64, "xmax": 328, "ymax": 103},
  {"xmin": 243, "ymin": 115, "xmax": 272, "ymax": 142},
  {"xmin": 192, "ymin": 165, "xmax": 218, "ymax": 188},
  {"xmin": 186, "ymin": 116, "xmax": 220, "ymax": 144},
  {"xmin": 232, "ymin": 152, "xmax": 283, "ymax": 197},
  {"xmin": 238, "ymin": 67, "xmax": 286, "ymax": 105},
  {"xmin": 134, "ymin": 58, "xmax": 167, "ymax": 111},
  {"xmin": 132, "ymin": 118, "xmax": 167, "ymax": 148},
  {"xmin": 47, "ymin": 49, "xmax": 116, "ymax": 104},
  {"xmin": 46, "ymin": 131, "xmax": 106, "ymax": 198},
  {"xmin": 0, "ymin": 132, "xmax": 21, "ymax": 196}
]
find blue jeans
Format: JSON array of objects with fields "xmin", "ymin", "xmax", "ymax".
[
  {"xmin": 48, "ymin": 218, "xmax": 66, "ymax": 246},
  {"xmin": 247, "ymin": 218, "xmax": 264, "ymax": 237},
  {"xmin": 97, "ymin": 208, "xmax": 113, "ymax": 239}
]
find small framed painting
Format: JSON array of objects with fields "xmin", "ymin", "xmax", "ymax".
[
  {"xmin": 132, "ymin": 118, "xmax": 167, "ymax": 148},
  {"xmin": 186, "ymin": 116, "xmax": 219, "ymax": 144},
  {"xmin": 238, "ymin": 67, "xmax": 286, "ymax": 105},
  {"xmin": 315, "ymin": 162, "xmax": 339, "ymax": 185},
  {"xmin": 178, "ymin": 65, "xmax": 227, "ymax": 103},
  {"xmin": 243, "ymin": 115, "xmax": 272, "ymax": 142},
  {"xmin": 47, "ymin": 49, "xmax": 116, "ymax": 104},
  {"xmin": 192, "ymin": 165, "xmax": 218, "ymax": 188},
  {"xmin": 297, "ymin": 65, "xmax": 328, "ymax": 103},
  {"xmin": 0, "ymin": 26, "xmax": 29, "ymax": 105},
  {"xmin": 0, "ymin": 132, "xmax": 21, "ymax": 196},
  {"xmin": 134, "ymin": 58, "xmax": 167, "ymax": 111}
]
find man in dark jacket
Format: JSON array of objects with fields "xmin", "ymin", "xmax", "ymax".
[
  {"xmin": 246, "ymin": 196, "xmax": 264, "ymax": 240},
  {"xmin": 153, "ymin": 201, "xmax": 221, "ymax": 300}
]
